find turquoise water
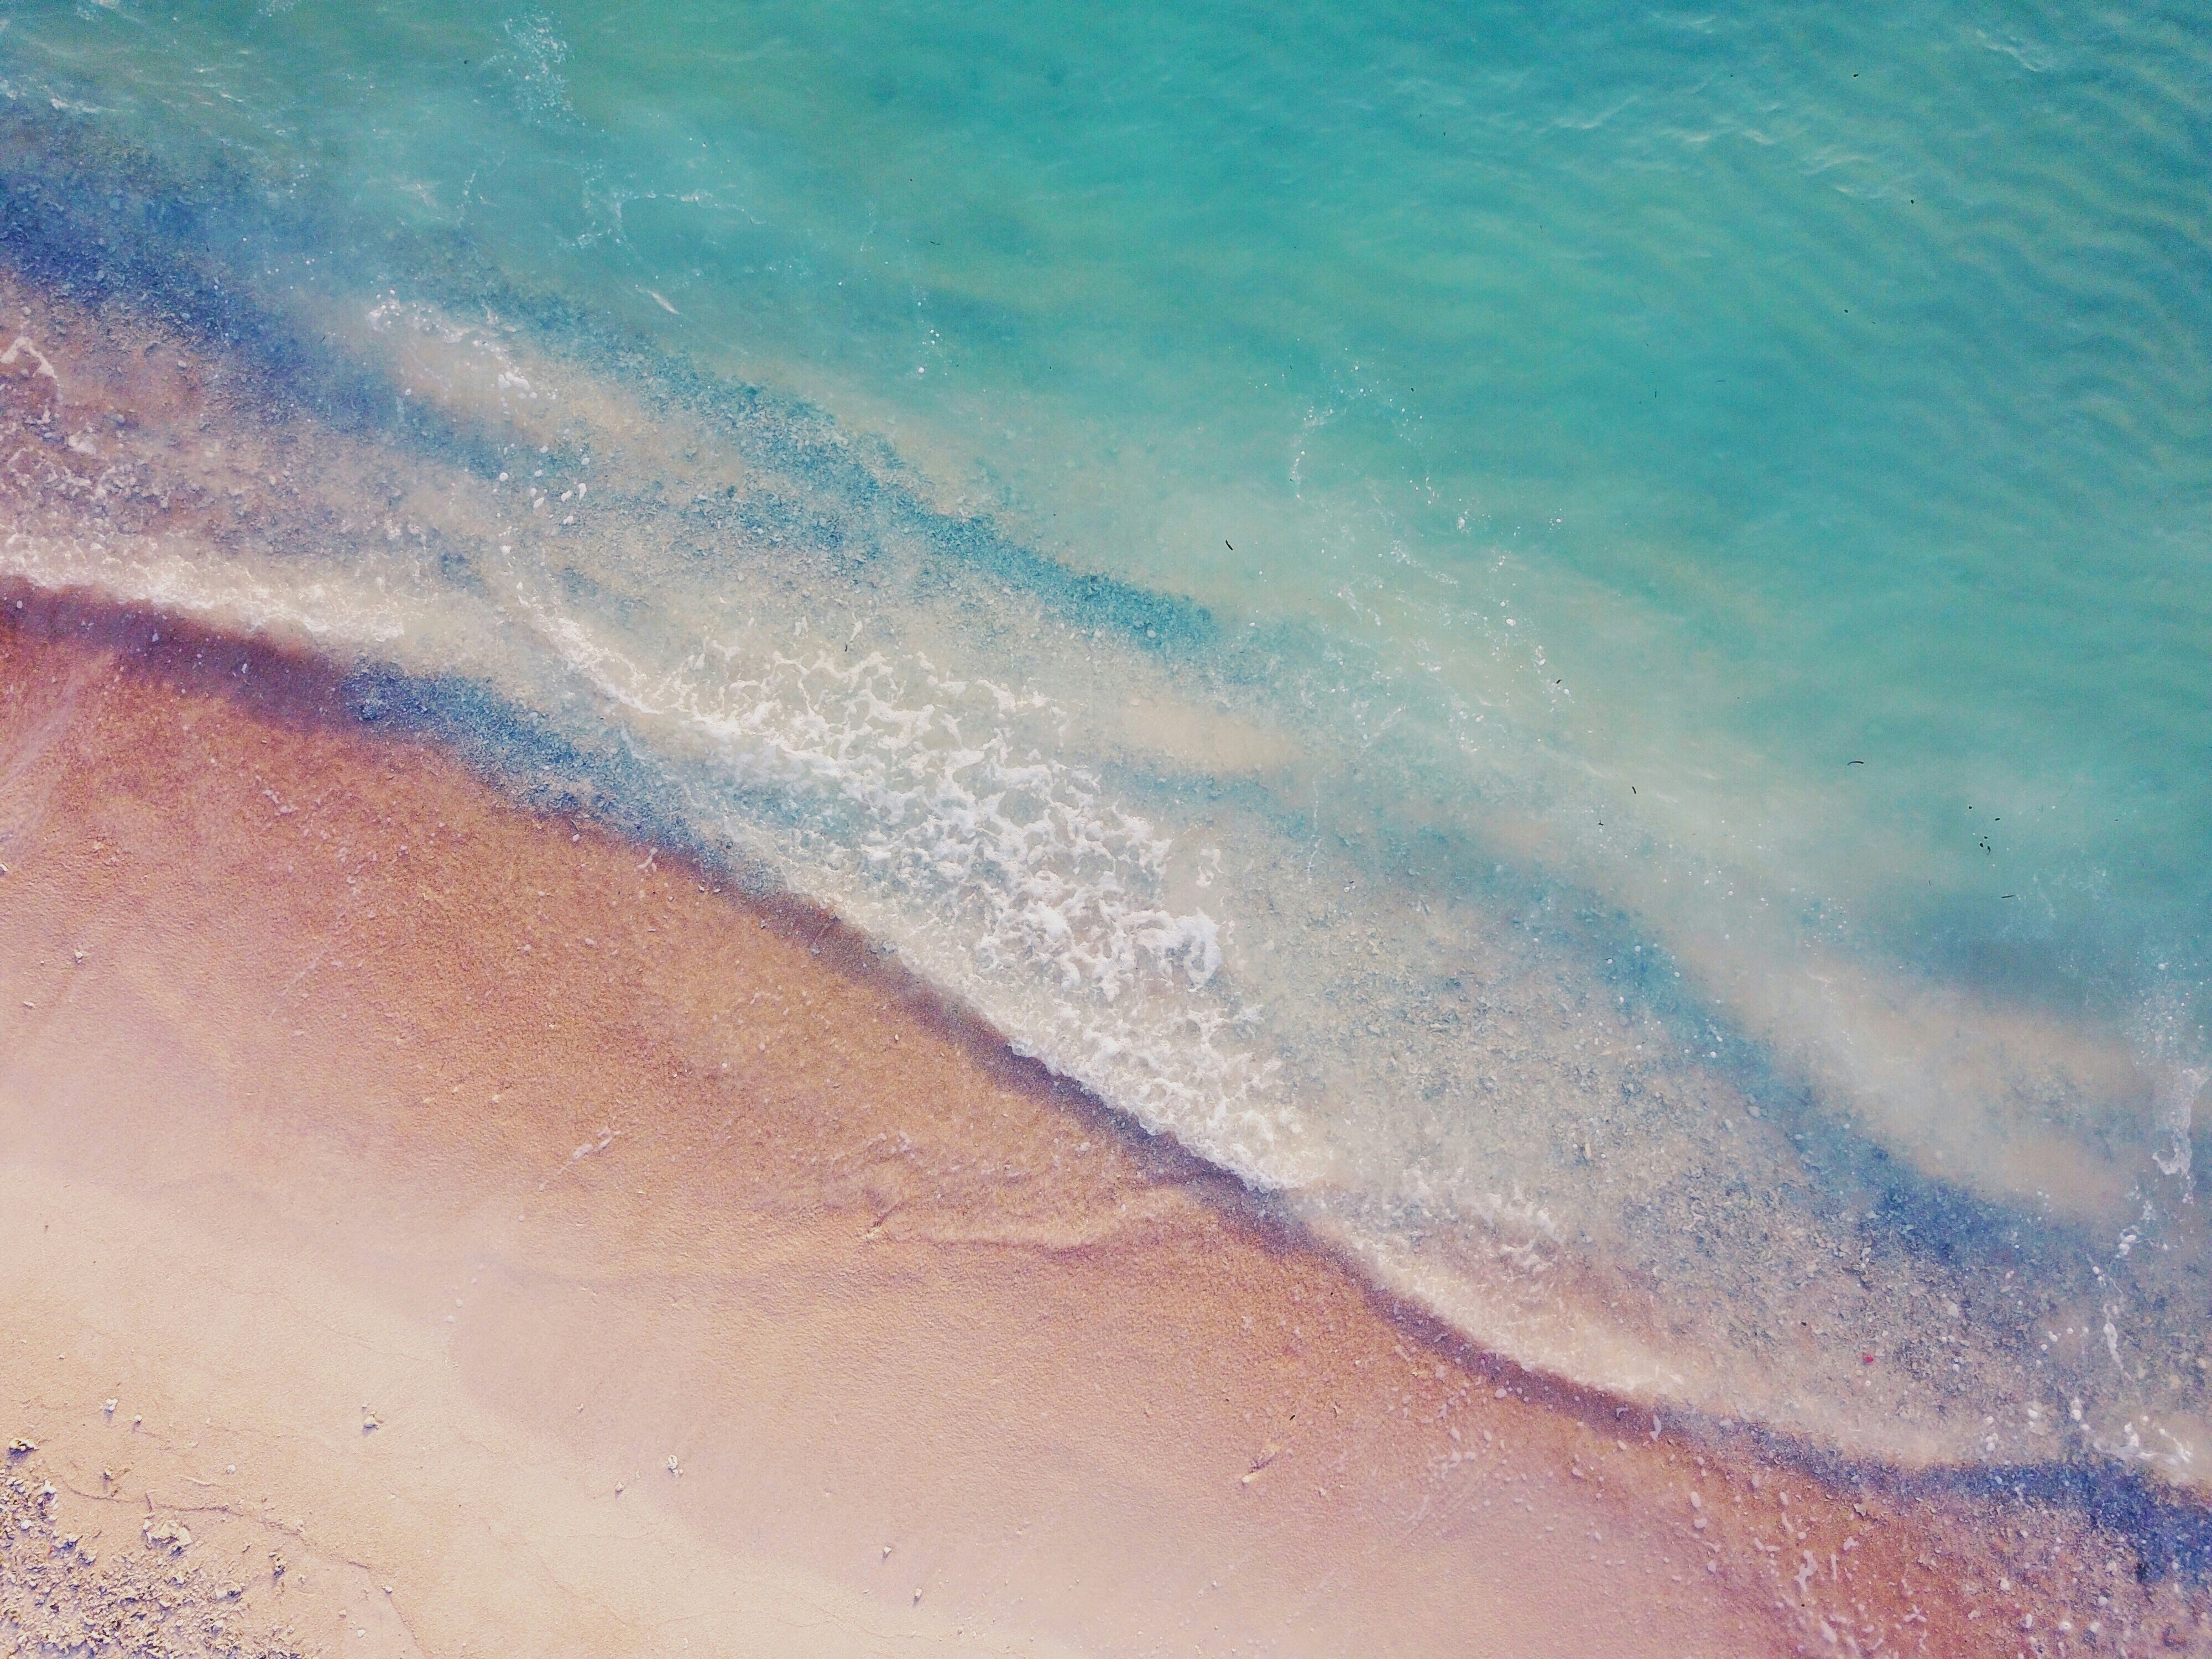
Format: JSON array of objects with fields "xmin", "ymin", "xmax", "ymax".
[{"xmin": 4, "ymin": 0, "xmax": 2210, "ymax": 1489}]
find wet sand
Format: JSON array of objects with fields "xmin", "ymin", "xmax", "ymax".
[{"xmin": 0, "ymin": 595, "xmax": 2191, "ymax": 1658}]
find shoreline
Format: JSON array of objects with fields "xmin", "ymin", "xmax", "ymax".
[
  {"xmin": 0, "ymin": 589, "xmax": 2184, "ymax": 1655},
  {"xmin": 2, "ymin": 212, "xmax": 2206, "ymax": 1494}
]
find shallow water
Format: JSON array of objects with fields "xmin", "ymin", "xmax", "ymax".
[{"xmin": 2, "ymin": 0, "xmax": 2209, "ymax": 1500}]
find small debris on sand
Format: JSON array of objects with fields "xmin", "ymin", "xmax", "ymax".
[
  {"xmin": 1240, "ymin": 1441, "xmax": 1284, "ymax": 1484},
  {"xmin": 3, "ymin": 1469, "xmax": 291, "ymax": 1656},
  {"xmin": 7, "ymin": 1438, "xmax": 36, "ymax": 1457}
]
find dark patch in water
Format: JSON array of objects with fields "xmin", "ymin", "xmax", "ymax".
[{"xmin": 0, "ymin": 108, "xmax": 510, "ymax": 487}]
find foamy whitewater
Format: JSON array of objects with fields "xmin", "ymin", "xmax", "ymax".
[{"xmin": 3, "ymin": 0, "xmax": 2209, "ymax": 1499}]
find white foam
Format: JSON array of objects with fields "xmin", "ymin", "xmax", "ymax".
[
  {"xmin": 529, "ymin": 603, "xmax": 1306, "ymax": 1182},
  {"xmin": 1, "ymin": 531, "xmax": 414, "ymax": 644}
]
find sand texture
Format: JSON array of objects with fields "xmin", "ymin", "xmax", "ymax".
[{"xmin": 0, "ymin": 598, "xmax": 2195, "ymax": 1658}]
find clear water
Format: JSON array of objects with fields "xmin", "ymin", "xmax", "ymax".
[{"xmin": 4, "ymin": 0, "xmax": 2209, "ymax": 1485}]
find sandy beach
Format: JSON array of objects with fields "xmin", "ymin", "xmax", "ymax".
[{"xmin": 0, "ymin": 591, "xmax": 2187, "ymax": 1658}]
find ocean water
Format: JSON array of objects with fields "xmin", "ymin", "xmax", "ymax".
[{"xmin": 3, "ymin": 0, "xmax": 2209, "ymax": 1496}]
